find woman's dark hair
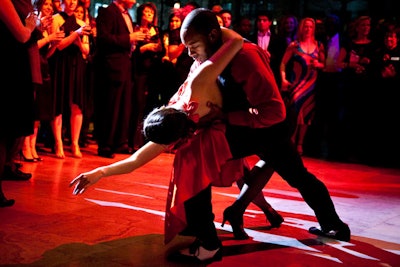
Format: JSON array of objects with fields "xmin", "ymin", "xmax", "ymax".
[
  {"xmin": 136, "ymin": 2, "xmax": 158, "ymax": 26},
  {"xmin": 143, "ymin": 107, "xmax": 196, "ymax": 145},
  {"xmin": 33, "ymin": 0, "xmax": 45, "ymax": 11}
]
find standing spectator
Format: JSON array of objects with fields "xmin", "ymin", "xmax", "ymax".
[
  {"xmin": 75, "ymin": 0, "xmax": 96, "ymax": 148},
  {"xmin": 94, "ymin": 0, "xmax": 148, "ymax": 158},
  {"xmin": 338, "ymin": 15, "xmax": 376, "ymax": 163},
  {"xmin": 161, "ymin": 11, "xmax": 186, "ymax": 102},
  {"xmin": 269, "ymin": 14, "xmax": 298, "ymax": 86},
  {"xmin": 78, "ymin": 0, "xmax": 97, "ymax": 148},
  {"xmin": 311, "ymin": 14, "xmax": 347, "ymax": 160},
  {"xmin": 48, "ymin": 0, "xmax": 91, "ymax": 159},
  {"xmin": 233, "ymin": 15, "xmax": 253, "ymax": 40},
  {"xmin": 280, "ymin": 17, "xmax": 325, "ymax": 155},
  {"xmin": 74, "ymin": 2, "xmax": 85, "ymax": 22},
  {"xmin": 178, "ymin": 1, "xmax": 200, "ymax": 21},
  {"xmin": 173, "ymin": 6, "xmax": 194, "ymax": 87},
  {"xmin": 162, "ymin": 11, "xmax": 184, "ymax": 66},
  {"xmin": 369, "ymin": 28, "xmax": 400, "ymax": 167},
  {"xmin": 250, "ymin": 10, "xmax": 274, "ymax": 53},
  {"xmin": 210, "ymin": 4, "xmax": 222, "ymax": 14},
  {"xmin": 52, "ymin": 0, "xmax": 62, "ymax": 13},
  {"xmin": 182, "ymin": 1, "xmax": 200, "ymax": 12},
  {"xmin": 0, "ymin": 0, "xmax": 40, "ymax": 206},
  {"xmin": 130, "ymin": 2, "xmax": 164, "ymax": 151},
  {"xmin": 219, "ymin": 9, "xmax": 232, "ymax": 29},
  {"xmin": 21, "ymin": 0, "xmax": 65, "ymax": 162}
]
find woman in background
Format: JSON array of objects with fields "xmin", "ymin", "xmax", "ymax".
[
  {"xmin": 337, "ymin": 15, "xmax": 376, "ymax": 163},
  {"xmin": 21, "ymin": 0, "xmax": 64, "ymax": 162},
  {"xmin": 280, "ymin": 17, "xmax": 325, "ymax": 155},
  {"xmin": 48, "ymin": 0, "xmax": 91, "ymax": 158},
  {"xmin": 160, "ymin": 10, "xmax": 186, "ymax": 104},
  {"xmin": 130, "ymin": 2, "xmax": 164, "ymax": 151}
]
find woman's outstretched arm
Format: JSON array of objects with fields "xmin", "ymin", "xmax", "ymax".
[{"xmin": 70, "ymin": 142, "xmax": 166, "ymax": 195}]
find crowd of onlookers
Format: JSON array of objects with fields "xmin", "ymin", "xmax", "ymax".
[
  {"xmin": 224, "ymin": 7, "xmax": 399, "ymax": 169},
  {"xmin": 2, "ymin": 0, "xmax": 400, "ymax": 190}
]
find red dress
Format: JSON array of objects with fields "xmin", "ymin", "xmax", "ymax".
[{"xmin": 164, "ymin": 81, "xmax": 244, "ymax": 244}]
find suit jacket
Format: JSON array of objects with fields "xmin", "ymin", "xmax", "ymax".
[
  {"xmin": 95, "ymin": 3, "xmax": 133, "ymax": 82},
  {"xmin": 93, "ymin": 3, "xmax": 134, "ymax": 149}
]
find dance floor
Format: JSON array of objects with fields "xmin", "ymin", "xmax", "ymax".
[{"xmin": 1, "ymin": 143, "xmax": 400, "ymax": 267}]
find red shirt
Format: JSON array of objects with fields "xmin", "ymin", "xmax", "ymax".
[{"xmin": 223, "ymin": 42, "xmax": 286, "ymax": 128}]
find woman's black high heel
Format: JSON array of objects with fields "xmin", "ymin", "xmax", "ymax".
[
  {"xmin": 20, "ymin": 151, "xmax": 36, "ymax": 162},
  {"xmin": 264, "ymin": 207, "xmax": 284, "ymax": 228},
  {"xmin": 221, "ymin": 206, "xmax": 249, "ymax": 240}
]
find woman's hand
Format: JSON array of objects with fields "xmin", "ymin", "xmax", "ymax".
[
  {"xmin": 140, "ymin": 42, "xmax": 162, "ymax": 52},
  {"xmin": 69, "ymin": 169, "xmax": 104, "ymax": 195},
  {"xmin": 25, "ymin": 11, "xmax": 39, "ymax": 32},
  {"xmin": 49, "ymin": 30, "xmax": 65, "ymax": 43},
  {"xmin": 75, "ymin": 25, "xmax": 91, "ymax": 37},
  {"xmin": 40, "ymin": 15, "xmax": 53, "ymax": 30},
  {"xmin": 130, "ymin": 30, "xmax": 148, "ymax": 43},
  {"xmin": 281, "ymin": 78, "xmax": 292, "ymax": 91}
]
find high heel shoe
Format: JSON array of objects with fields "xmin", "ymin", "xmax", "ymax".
[
  {"xmin": 264, "ymin": 207, "xmax": 284, "ymax": 228},
  {"xmin": 20, "ymin": 151, "xmax": 36, "ymax": 162},
  {"xmin": 221, "ymin": 206, "xmax": 249, "ymax": 240},
  {"xmin": 31, "ymin": 149, "xmax": 43, "ymax": 162}
]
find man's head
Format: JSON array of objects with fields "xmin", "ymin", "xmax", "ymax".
[
  {"xmin": 116, "ymin": 0, "xmax": 136, "ymax": 11},
  {"xmin": 180, "ymin": 8, "xmax": 222, "ymax": 63},
  {"xmin": 324, "ymin": 14, "xmax": 341, "ymax": 37},
  {"xmin": 219, "ymin": 9, "xmax": 232, "ymax": 28},
  {"xmin": 256, "ymin": 11, "xmax": 272, "ymax": 34}
]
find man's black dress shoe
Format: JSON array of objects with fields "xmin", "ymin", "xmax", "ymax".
[
  {"xmin": 14, "ymin": 163, "xmax": 23, "ymax": 169},
  {"xmin": 0, "ymin": 198, "xmax": 15, "ymax": 207},
  {"xmin": 309, "ymin": 223, "xmax": 351, "ymax": 242},
  {"xmin": 2, "ymin": 166, "xmax": 32, "ymax": 181},
  {"xmin": 98, "ymin": 148, "xmax": 115, "ymax": 159}
]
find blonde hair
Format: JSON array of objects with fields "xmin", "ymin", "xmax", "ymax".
[{"xmin": 297, "ymin": 17, "xmax": 316, "ymax": 41}]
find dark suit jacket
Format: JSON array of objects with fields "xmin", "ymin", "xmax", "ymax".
[
  {"xmin": 95, "ymin": 3, "xmax": 133, "ymax": 82},
  {"xmin": 93, "ymin": 3, "xmax": 134, "ymax": 149}
]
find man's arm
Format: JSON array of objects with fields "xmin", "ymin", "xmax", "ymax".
[{"xmin": 226, "ymin": 44, "xmax": 286, "ymax": 128}]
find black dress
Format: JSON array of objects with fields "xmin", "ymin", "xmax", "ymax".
[
  {"xmin": 0, "ymin": 0, "xmax": 38, "ymax": 138},
  {"xmin": 35, "ymin": 31, "xmax": 56, "ymax": 122},
  {"xmin": 48, "ymin": 12, "xmax": 86, "ymax": 118}
]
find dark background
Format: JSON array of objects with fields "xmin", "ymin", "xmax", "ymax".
[{"xmin": 90, "ymin": 0, "xmax": 398, "ymax": 30}]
